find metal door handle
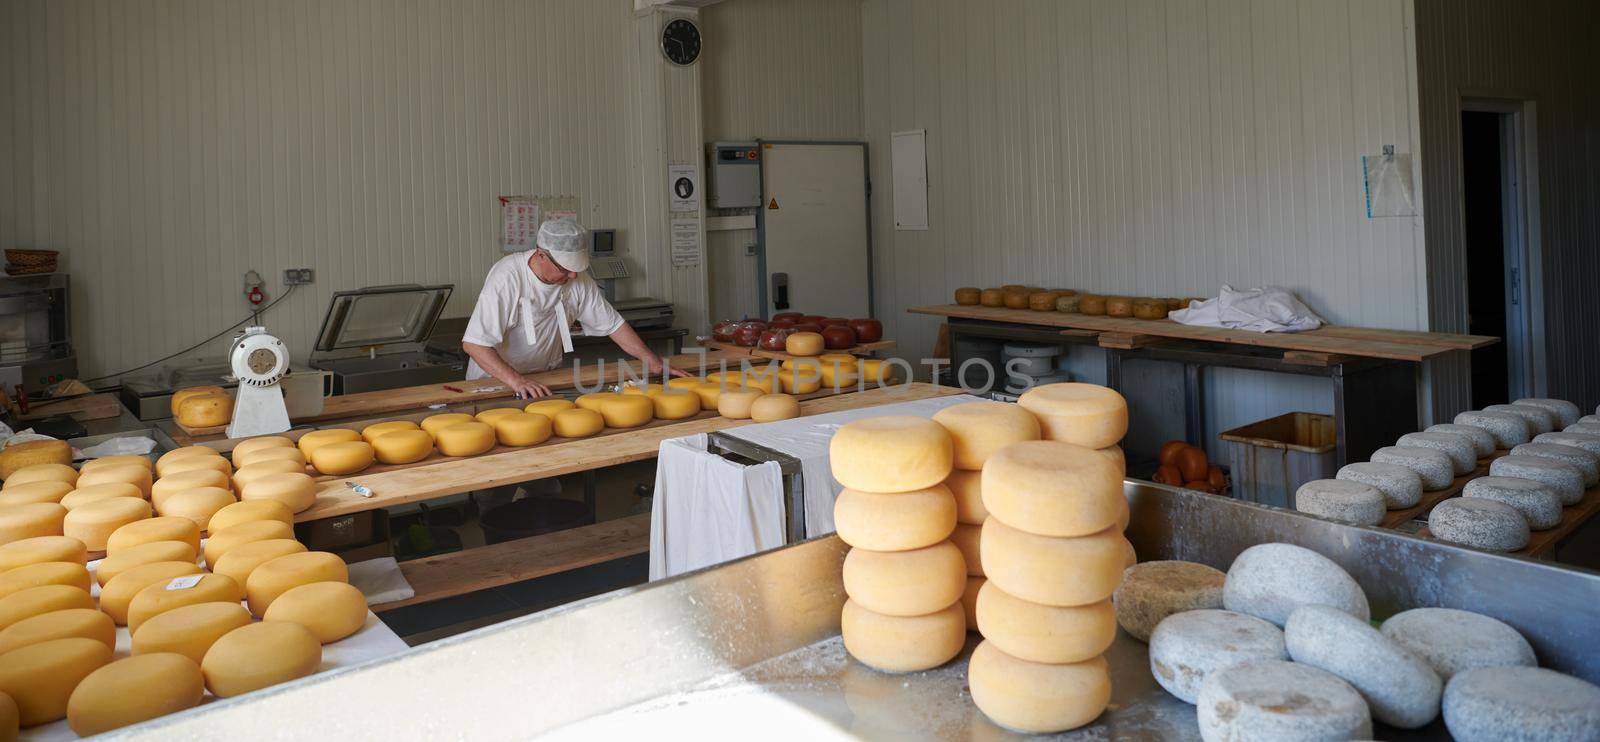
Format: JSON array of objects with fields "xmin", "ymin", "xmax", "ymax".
[{"xmin": 772, "ymin": 273, "xmax": 789, "ymax": 311}]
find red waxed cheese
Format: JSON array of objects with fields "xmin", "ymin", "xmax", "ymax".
[
  {"xmin": 821, "ymin": 325, "xmax": 858, "ymax": 350},
  {"xmin": 849, "ymin": 319, "xmax": 883, "ymax": 344}
]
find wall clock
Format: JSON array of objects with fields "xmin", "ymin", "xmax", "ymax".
[{"xmin": 661, "ymin": 17, "xmax": 701, "ymax": 67}]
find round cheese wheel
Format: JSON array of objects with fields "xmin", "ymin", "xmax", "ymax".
[
  {"xmin": 955, "ymin": 287, "xmax": 981, "ymax": 305},
  {"xmin": 81, "ymin": 456, "xmax": 154, "ymax": 477},
  {"xmin": 0, "ymin": 690, "xmax": 13, "ymax": 740},
  {"xmin": 552, "ymin": 409, "xmax": 605, "ymax": 438},
  {"xmin": 524, "ymin": 399, "xmax": 576, "ymax": 417},
  {"xmin": 931, "ymin": 401, "xmax": 1042, "ymax": 471},
  {"xmin": 170, "ymin": 386, "xmax": 225, "ymax": 416},
  {"xmin": 126, "ymin": 573, "xmax": 243, "ymax": 634},
  {"xmin": 66, "ymin": 653, "xmax": 204, "ymax": 736},
  {"xmin": 738, "ymin": 372, "xmax": 779, "ymax": 395},
  {"xmin": 207, "ymin": 499, "xmax": 293, "ymax": 535},
  {"xmin": 0, "ymin": 637, "xmax": 112, "ymax": 727},
  {"xmin": 950, "ymin": 522, "xmax": 983, "ymax": 576},
  {"xmin": 840, "ymin": 599, "xmax": 964, "ymax": 674},
  {"xmin": 294, "ymin": 429, "xmax": 362, "ymax": 460},
  {"xmin": 474, "ymin": 407, "xmax": 523, "ymax": 425},
  {"xmin": 962, "ymin": 576, "xmax": 984, "ymax": 631},
  {"xmin": 667, "ymin": 376, "xmax": 704, "ymax": 390},
  {"xmin": 777, "ymin": 369, "xmax": 822, "ymax": 395},
  {"xmin": 785, "ymin": 332, "xmax": 825, "ymax": 356},
  {"xmin": 106, "ymin": 517, "xmax": 200, "ymax": 556},
  {"xmin": 830, "ymin": 416, "xmax": 953, "ymax": 493},
  {"xmin": 157, "ymin": 454, "xmax": 232, "ymax": 481},
  {"xmin": 157, "ymin": 487, "xmax": 236, "ymax": 529},
  {"xmin": 358, "ymin": 420, "xmax": 421, "ymax": 445},
  {"xmin": 0, "ymin": 480, "xmax": 72, "ymax": 507},
  {"xmin": 435, "ymin": 422, "xmax": 496, "ymax": 457},
  {"xmin": 489, "ymin": 412, "xmax": 553, "ymax": 447},
  {"xmin": 575, "ymin": 392, "xmax": 619, "ymax": 412},
  {"xmin": 75, "ymin": 464, "xmax": 153, "ymax": 499},
  {"xmin": 750, "ymin": 394, "xmax": 802, "ymax": 422},
  {"xmin": 0, "ymin": 562, "xmax": 90, "ymax": 600},
  {"xmin": 0, "ymin": 502, "xmax": 67, "ymax": 546},
  {"xmin": 945, "ymin": 469, "xmax": 987, "ymax": 525},
  {"xmin": 231, "ymin": 459, "xmax": 308, "ymax": 491},
  {"xmin": 231, "ymin": 445, "xmax": 305, "ymax": 471},
  {"xmin": 819, "ymin": 364, "xmax": 859, "ymax": 390},
  {"xmin": 976, "ymin": 581, "xmax": 1115, "ymax": 664},
  {"xmin": 620, "ymin": 383, "xmax": 661, "ymax": 396},
  {"xmin": 309, "ymin": 441, "xmax": 375, "ymax": 476},
  {"xmin": 98, "ymin": 561, "xmax": 204, "ymax": 625},
  {"xmin": 63, "ymin": 497, "xmax": 150, "ymax": 551},
  {"xmin": 93, "ymin": 541, "xmax": 198, "ymax": 586},
  {"xmin": 263, "ymin": 581, "xmax": 367, "ymax": 643},
  {"xmin": 0, "ymin": 607, "xmax": 114, "ymax": 655},
  {"xmin": 832, "ymin": 485, "xmax": 956, "ymax": 552},
  {"xmin": 597, "ymin": 395, "xmax": 653, "ymax": 429},
  {"xmin": 228, "ymin": 436, "xmax": 294, "ymax": 462},
  {"xmin": 419, "ymin": 413, "xmax": 475, "ymax": 437},
  {"xmin": 688, "ymin": 382, "xmax": 725, "ymax": 410},
  {"xmin": 61, "ymin": 482, "xmax": 144, "ymax": 511},
  {"xmin": 1017, "ymin": 383, "xmax": 1129, "ymax": 449},
  {"xmin": 3, "ymin": 463, "xmax": 78, "ymax": 490},
  {"xmin": 858, "ymin": 358, "xmax": 890, "ymax": 383},
  {"xmin": 370, "ymin": 429, "xmax": 435, "ymax": 464},
  {"xmin": 717, "ymin": 389, "xmax": 763, "ymax": 419},
  {"xmin": 0, "ymin": 536, "xmax": 86, "ymax": 572},
  {"xmin": 0, "ymin": 584, "xmax": 94, "ymax": 633},
  {"xmin": 0, "ymin": 441, "xmax": 73, "ymax": 480},
  {"xmin": 211, "ymin": 539, "xmax": 307, "ymax": 591},
  {"xmin": 238, "ymin": 472, "xmax": 316, "ymax": 514},
  {"xmin": 981, "ymin": 440, "xmax": 1126, "ymax": 537},
  {"xmin": 979, "ymin": 288, "xmax": 1006, "ymax": 307},
  {"xmin": 842, "ymin": 541, "xmax": 965, "ymax": 616},
  {"xmin": 245, "ymin": 551, "xmax": 348, "ymax": 617},
  {"xmin": 649, "ymin": 390, "xmax": 701, "ymax": 420},
  {"xmin": 154, "ymin": 446, "xmax": 220, "ymax": 476},
  {"xmin": 152, "ymin": 469, "xmax": 232, "ymax": 511},
  {"xmin": 131, "ymin": 601, "xmax": 253, "ymax": 664},
  {"xmin": 203, "ymin": 520, "xmax": 294, "ymax": 568},
  {"xmin": 982, "ymin": 519, "xmax": 1127, "ymax": 607},
  {"xmin": 201, "ymin": 622, "xmax": 321, "ymax": 698},
  {"xmin": 968, "ymin": 640, "xmax": 1111, "ymax": 733}
]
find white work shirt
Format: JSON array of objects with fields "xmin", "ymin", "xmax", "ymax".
[{"xmin": 462, "ymin": 251, "xmax": 626, "ymax": 380}]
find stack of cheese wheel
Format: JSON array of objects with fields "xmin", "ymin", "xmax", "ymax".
[
  {"xmin": 831, "ymin": 416, "xmax": 964, "ymax": 674},
  {"xmin": 970, "ymin": 382, "xmax": 1131, "ymax": 734},
  {"xmin": 0, "ymin": 461, "xmax": 76, "ymax": 547},
  {"xmin": 929, "ymin": 401, "xmax": 1042, "ymax": 631},
  {"xmin": 146, "ymin": 446, "xmax": 238, "ymax": 532}
]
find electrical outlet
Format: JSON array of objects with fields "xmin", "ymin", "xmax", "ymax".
[
  {"xmin": 284, "ymin": 268, "xmax": 315, "ymax": 285},
  {"xmin": 744, "ymin": 244, "xmax": 758, "ymax": 257}
]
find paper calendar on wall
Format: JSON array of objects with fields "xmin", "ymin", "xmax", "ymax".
[{"xmin": 499, "ymin": 194, "xmax": 583, "ymax": 253}]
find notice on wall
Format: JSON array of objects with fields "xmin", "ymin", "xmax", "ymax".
[
  {"xmin": 1362, "ymin": 152, "xmax": 1416, "ymax": 218},
  {"xmin": 669, "ymin": 164, "xmax": 699, "ymax": 212},
  {"xmin": 500, "ymin": 196, "xmax": 540, "ymax": 252},
  {"xmin": 670, "ymin": 218, "xmax": 701, "ymax": 267}
]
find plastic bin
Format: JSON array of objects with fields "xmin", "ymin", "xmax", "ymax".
[{"xmin": 1218, "ymin": 412, "xmax": 1336, "ymax": 509}]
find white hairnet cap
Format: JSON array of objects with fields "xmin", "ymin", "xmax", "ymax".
[{"xmin": 536, "ymin": 219, "xmax": 590, "ymax": 272}]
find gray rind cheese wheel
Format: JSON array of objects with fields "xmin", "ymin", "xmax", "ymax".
[
  {"xmin": 1443, "ymin": 666, "xmax": 1600, "ymax": 742},
  {"xmin": 1513, "ymin": 397, "xmax": 1581, "ymax": 428},
  {"xmin": 1113, "ymin": 561, "xmax": 1225, "ymax": 642},
  {"xmin": 1454, "ymin": 410, "xmax": 1532, "ymax": 449},
  {"xmin": 1222, "ymin": 543, "xmax": 1369, "ymax": 627},
  {"xmin": 1379, "ymin": 607, "xmax": 1535, "ymax": 681},
  {"xmin": 1426, "ymin": 423, "xmax": 1497, "ymax": 458},
  {"xmin": 1509, "ymin": 442, "xmax": 1599, "ymax": 487},
  {"xmin": 1294, "ymin": 479, "xmax": 1385, "ymax": 525},
  {"xmin": 1484, "ymin": 403, "xmax": 1557, "ymax": 434},
  {"xmin": 1567, "ymin": 422, "xmax": 1600, "ymax": 436},
  {"xmin": 1397, "ymin": 432, "xmax": 1477, "ymax": 476},
  {"xmin": 1336, "ymin": 462, "xmax": 1422, "ymax": 508},
  {"xmin": 1489, "ymin": 455, "xmax": 1584, "ymax": 506},
  {"xmin": 1284, "ymin": 604, "xmax": 1443, "ymax": 729},
  {"xmin": 1370, "ymin": 446, "xmax": 1455, "ymax": 490},
  {"xmin": 1462, "ymin": 476, "xmax": 1562, "ymax": 530},
  {"xmin": 1428, "ymin": 498, "xmax": 1530, "ymax": 552},
  {"xmin": 1148, "ymin": 609, "xmax": 1286, "ymax": 704},
  {"xmin": 1533, "ymin": 431, "xmax": 1600, "ymax": 458},
  {"xmin": 1578, "ymin": 415, "xmax": 1600, "ymax": 426},
  {"xmin": 1197, "ymin": 660, "xmax": 1371, "ymax": 742}
]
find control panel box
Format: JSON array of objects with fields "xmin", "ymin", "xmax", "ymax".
[{"xmin": 706, "ymin": 142, "xmax": 761, "ymax": 209}]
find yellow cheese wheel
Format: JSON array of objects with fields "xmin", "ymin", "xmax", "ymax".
[
  {"xmin": 206, "ymin": 500, "xmax": 293, "ymax": 534},
  {"xmin": 0, "ymin": 503, "xmax": 67, "ymax": 546},
  {"xmin": 245, "ymin": 551, "xmax": 347, "ymax": 617},
  {"xmin": 689, "ymin": 382, "xmax": 725, "ymax": 410},
  {"xmin": 295, "ymin": 429, "xmax": 361, "ymax": 460},
  {"xmin": 66, "ymin": 653, "xmax": 204, "ymax": 736},
  {"xmin": 832, "ymin": 485, "xmax": 956, "ymax": 552},
  {"xmin": 126, "ymin": 573, "xmax": 242, "ymax": 634},
  {"xmin": 263, "ymin": 581, "xmax": 367, "ymax": 643},
  {"xmin": 155, "ymin": 446, "xmax": 221, "ymax": 477},
  {"xmin": 201, "ymin": 621, "xmax": 321, "ymax": 698},
  {"xmin": 358, "ymin": 420, "xmax": 421, "ymax": 444},
  {"xmin": 777, "ymin": 369, "xmax": 822, "ymax": 394},
  {"xmin": 598, "ymin": 395, "xmax": 653, "ymax": 429},
  {"xmin": 489, "ymin": 412, "xmax": 553, "ymax": 447},
  {"xmin": 842, "ymin": 541, "xmax": 965, "ymax": 617},
  {"xmin": 552, "ymin": 409, "xmax": 604, "ymax": 438},
  {"xmin": 435, "ymin": 422, "xmax": 495, "ymax": 457},
  {"xmin": 159, "ymin": 454, "xmax": 233, "ymax": 481},
  {"xmin": 945, "ymin": 469, "xmax": 987, "ymax": 525},
  {"xmin": 716, "ymin": 389, "xmax": 762, "ymax": 419},
  {"xmin": 63, "ymin": 497, "xmax": 150, "ymax": 551},
  {"xmin": 61, "ymin": 482, "xmax": 144, "ymax": 511},
  {"xmin": 211, "ymin": 539, "xmax": 306, "ymax": 588},
  {"xmin": 106, "ymin": 516, "xmax": 201, "ymax": 556},
  {"xmin": 0, "ymin": 562, "xmax": 90, "ymax": 600},
  {"xmin": 0, "ymin": 608, "xmax": 114, "ymax": 655},
  {"xmin": 524, "ymin": 399, "xmax": 576, "ymax": 417},
  {"xmin": 619, "ymin": 383, "xmax": 661, "ymax": 396},
  {"xmin": 969, "ymin": 643, "xmax": 1110, "ymax": 734},
  {"xmin": 858, "ymin": 358, "xmax": 890, "ymax": 383},
  {"xmin": 575, "ymin": 392, "xmax": 619, "ymax": 411},
  {"xmin": 0, "ymin": 480, "xmax": 72, "ymax": 507},
  {"xmin": 830, "ymin": 416, "xmax": 954, "ymax": 493},
  {"xmin": 780, "ymin": 357, "xmax": 823, "ymax": 373},
  {"xmin": 820, "ymin": 364, "xmax": 860, "ymax": 390},
  {"xmin": 0, "ymin": 584, "xmax": 94, "ymax": 633},
  {"xmin": 951, "ymin": 522, "xmax": 983, "ymax": 577},
  {"xmin": 231, "ymin": 445, "xmax": 305, "ymax": 471},
  {"xmin": 238, "ymin": 472, "xmax": 316, "ymax": 514},
  {"xmin": 131, "ymin": 602, "xmax": 252, "ymax": 664},
  {"xmin": 203, "ymin": 520, "xmax": 294, "ymax": 568},
  {"xmin": 231, "ymin": 458, "xmax": 307, "ymax": 491},
  {"xmin": 976, "ymin": 582, "xmax": 1115, "ymax": 664},
  {"xmin": 309, "ymin": 441, "xmax": 375, "ymax": 476},
  {"xmin": 0, "ymin": 441, "xmax": 73, "ymax": 481},
  {"xmin": 228, "ymin": 436, "xmax": 294, "ymax": 462},
  {"xmin": 98, "ymin": 561, "xmax": 203, "ymax": 625},
  {"xmin": 840, "ymin": 599, "xmax": 964, "ymax": 674},
  {"xmin": 785, "ymin": 332, "xmax": 825, "ymax": 356},
  {"xmin": 751, "ymin": 393, "xmax": 802, "ymax": 422},
  {"xmin": 3, "ymin": 463, "xmax": 78, "ymax": 489},
  {"xmin": 0, "ymin": 536, "xmax": 86, "ymax": 572},
  {"xmin": 738, "ymin": 373, "xmax": 778, "ymax": 394},
  {"xmin": 668, "ymin": 376, "xmax": 704, "ymax": 390},
  {"xmin": 80, "ymin": 455, "xmax": 154, "ymax": 475},
  {"xmin": 170, "ymin": 386, "xmax": 225, "ymax": 416},
  {"xmin": 75, "ymin": 463, "xmax": 153, "ymax": 498},
  {"xmin": 981, "ymin": 440, "xmax": 1126, "ymax": 538},
  {"xmin": 175, "ymin": 393, "xmax": 233, "ymax": 428},
  {"xmin": 963, "ymin": 576, "xmax": 984, "ymax": 631},
  {"xmin": 151, "ymin": 469, "xmax": 232, "ymax": 511},
  {"xmin": 419, "ymin": 413, "xmax": 475, "ymax": 437},
  {"xmin": 371, "ymin": 429, "xmax": 435, "ymax": 464},
  {"xmin": 649, "ymin": 390, "xmax": 701, "ymax": 420},
  {"xmin": 931, "ymin": 401, "xmax": 1042, "ymax": 471},
  {"xmin": 818, "ymin": 352, "xmax": 858, "ymax": 368},
  {"xmin": 473, "ymin": 407, "xmax": 522, "ymax": 425},
  {"xmin": 157, "ymin": 487, "xmax": 236, "ymax": 530},
  {"xmin": 0, "ymin": 637, "xmax": 112, "ymax": 727},
  {"xmin": 1016, "ymin": 382, "xmax": 1129, "ymax": 449},
  {"xmin": 981, "ymin": 519, "xmax": 1127, "ymax": 607},
  {"xmin": 95, "ymin": 541, "xmax": 198, "ymax": 586}
]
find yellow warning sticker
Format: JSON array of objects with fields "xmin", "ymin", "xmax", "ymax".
[{"xmin": 768, "ymin": 198, "xmax": 779, "ymax": 209}]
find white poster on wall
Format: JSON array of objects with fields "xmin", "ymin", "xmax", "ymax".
[
  {"xmin": 499, "ymin": 196, "xmax": 540, "ymax": 252},
  {"xmin": 670, "ymin": 218, "xmax": 701, "ymax": 267},
  {"xmin": 669, "ymin": 164, "xmax": 699, "ymax": 212}
]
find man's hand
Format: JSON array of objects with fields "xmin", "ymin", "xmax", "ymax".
[{"xmin": 509, "ymin": 377, "xmax": 552, "ymax": 400}]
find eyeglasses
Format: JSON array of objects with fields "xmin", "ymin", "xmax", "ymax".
[{"xmin": 535, "ymin": 249, "xmax": 577, "ymax": 278}]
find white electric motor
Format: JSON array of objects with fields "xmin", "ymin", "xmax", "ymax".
[{"xmin": 225, "ymin": 326, "xmax": 292, "ymax": 439}]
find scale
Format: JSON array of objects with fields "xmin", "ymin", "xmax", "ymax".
[{"xmin": 225, "ymin": 326, "xmax": 292, "ymax": 438}]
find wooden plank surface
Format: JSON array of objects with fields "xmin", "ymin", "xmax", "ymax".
[
  {"xmin": 296, "ymin": 382, "xmax": 962, "ymax": 522},
  {"xmin": 1282, "ymin": 351, "xmax": 1352, "ymax": 367},
  {"xmin": 19, "ymin": 393, "xmax": 123, "ymax": 422},
  {"xmin": 1380, "ymin": 456, "xmax": 1498, "ymax": 528},
  {"xmin": 701, "ymin": 338, "xmax": 897, "ymax": 361},
  {"xmin": 1097, "ymin": 332, "xmax": 1156, "ymax": 350},
  {"xmin": 375, "ymin": 513, "xmax": 650, "ymax": 611},
  {"xmin": 1408, "ymin": 452, "xmax": 1600, "ymax": 558}
]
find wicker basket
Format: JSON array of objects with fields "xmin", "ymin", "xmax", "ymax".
[
  {"xmin": 5, "ymin": 249, "xmax": 58, "ymax": 267},
  {"xmin": 5, "ymin": 262, "xmax": 55, "ymax": 275}
]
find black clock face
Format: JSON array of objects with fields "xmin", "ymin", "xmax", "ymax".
[{"xmin": 661, "ymin": 18, "xmax": 701, "ymax": 66}]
